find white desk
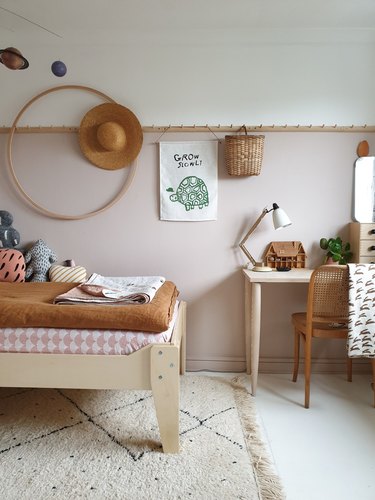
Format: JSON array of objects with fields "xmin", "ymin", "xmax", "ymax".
[{"xmin": 243, "ymin": 268, "xmax": 313, "ymax": 395}]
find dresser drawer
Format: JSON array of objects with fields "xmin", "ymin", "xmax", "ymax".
[
  {"xmin": 358, "ymin": 223, "xmax": 375, "ymax": 240},
  {"xmin": 359, "ymin": 240, "xmax": 375, "ymax": 256},
  {"xmin": 356, "ymin": 255, "xmax": 375, "ymax": 264},
  {"xmin": 349, "ymin": 222, "xmax": 375, "ymax": 263}
]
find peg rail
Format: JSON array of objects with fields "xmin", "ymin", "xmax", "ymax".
[{"xmin": 1, "ymin": 124, "xmax": 375, "ymax": 134}]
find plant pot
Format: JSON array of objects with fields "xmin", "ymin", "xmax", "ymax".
[{"xmin": 325, "ymin": 257, "xmax": 339, "ymax": 265}]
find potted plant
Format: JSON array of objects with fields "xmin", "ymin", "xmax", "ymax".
[{"xmin": 319, "ymin": 236, "xmax": 353, "ymax": 264}]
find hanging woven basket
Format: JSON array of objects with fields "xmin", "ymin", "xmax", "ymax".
[{"xmin": 225, "ymin": 126, "xmax": 265, "ymax": 176}]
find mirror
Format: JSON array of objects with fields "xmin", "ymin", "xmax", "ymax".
[{"xmin": 354, "ymin": 156, "xmax": 375, "ymax": 222}]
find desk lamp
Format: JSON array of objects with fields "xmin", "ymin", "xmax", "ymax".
[{"xmin": 239, "ymin": 203, "xmax": 292, "ymax": 271}]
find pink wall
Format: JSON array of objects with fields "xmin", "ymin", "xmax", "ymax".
[{"xmin": 1, "ymin": 131, "xmax": 374, "ymax": 372}]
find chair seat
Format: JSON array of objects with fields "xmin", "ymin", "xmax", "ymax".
[{"xmin": 292, "ymin": 312, "xmax": 348, "ymax": 339}]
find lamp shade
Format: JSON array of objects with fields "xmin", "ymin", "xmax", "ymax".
[{"xmin": 272, "ymin": 203, "xmax": 292, "ymax": 230}]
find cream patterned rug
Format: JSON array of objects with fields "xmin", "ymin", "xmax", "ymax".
[{"xmin": 0, "ymin": 376, "xmax": 284, "ymax": 499}]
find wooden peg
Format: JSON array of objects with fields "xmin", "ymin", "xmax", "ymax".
[{"xmin": 357, "ymin": 140, "xmax": 369, "ymax": 157}]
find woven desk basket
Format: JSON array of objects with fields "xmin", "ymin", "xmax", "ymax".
[{"xmin": 225, "ymin": 126, "xmax": 265, "ymax": 176}]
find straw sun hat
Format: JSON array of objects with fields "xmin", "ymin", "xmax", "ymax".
[{"xmin": 78, "ymin": 103, "xmax": 143, "ymax": 170}]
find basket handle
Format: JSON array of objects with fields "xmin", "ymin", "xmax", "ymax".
[{"xmin": 240, "ymin": 124, "xmax": 248, "ymax": 135}]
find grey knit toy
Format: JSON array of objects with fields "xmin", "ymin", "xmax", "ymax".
[
  {"xmin": 0, "ymin": 210, "xmax": 20, "ymax": 248},
  {"xmin": 25, "ymin": 239, "xmax": 57, "ymax": 282}
]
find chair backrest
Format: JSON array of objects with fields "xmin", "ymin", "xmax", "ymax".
[{"xmin": 307, "ymin": 265, "xmax": 349, "ymax": 322}]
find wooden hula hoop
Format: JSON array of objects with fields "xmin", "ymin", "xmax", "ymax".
[{"xmin": 7, "ymin": 85, "xmax": 139, "ymax": 220}]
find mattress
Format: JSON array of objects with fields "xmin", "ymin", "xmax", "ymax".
[{"xmin": 0, "ymin": 301, "xmax": 179, "ymax": 356}]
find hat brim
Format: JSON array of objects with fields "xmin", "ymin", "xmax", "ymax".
[
  {"xmin": 79, "ymin": 103, "xmax": 143, "ymax": 170},
  {"xmin": 0, "ymin": 49, "xmax": 29, "ymax": 69}
]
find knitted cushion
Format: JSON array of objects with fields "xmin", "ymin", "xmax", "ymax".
[
  {"xmin": 0, "ymin": 248, "xmax": 26, "ymax": 282},
  {"xmin": 49, "ymin": 264, "xmax": 87, "ymax": 283}
]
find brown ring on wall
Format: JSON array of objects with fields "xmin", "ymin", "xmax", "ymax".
[{"xmin": 7, "ymin": 84, "xmax": 139, "ymax": 220}]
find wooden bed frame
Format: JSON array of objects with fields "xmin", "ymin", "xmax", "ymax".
[{"xmin": 0, "ymin": 301, "xmax": 186, "ymax": 453}]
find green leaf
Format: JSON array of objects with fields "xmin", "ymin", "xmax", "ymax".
[{"xmin": 166, "ymin": 187, "xmax": 174, "ymax": 192}]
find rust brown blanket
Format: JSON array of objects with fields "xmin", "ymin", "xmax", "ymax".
[{"xmin": 0, "ymin": 281, "xmax": 179, "ymax": 332}]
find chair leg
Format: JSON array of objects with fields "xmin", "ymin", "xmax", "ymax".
[
  {"xmin": 372, "ymin": 360, "xmax": 375, "ymax": 408},
  {"xmin": 304, "ymin": 335, "xmax": 312, "ymax": 409},
  {"xmin": 292, "ymin": 328, "xmax": 300, "ymax": 382},
  {"xmin": 347, "ymin": 357, "xmax": 353, "ymax": 382}
]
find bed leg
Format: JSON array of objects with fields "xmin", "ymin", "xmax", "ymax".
[
  {"xmin": 180, "ymin": 303, "xmax": 187, "ymax": 375},
  {"xmin": 180, "ymin": 334, "xmax": 186, "ymax": 375},
  {"xmin": 151, "ymin": 345, "xmax": 180, "ymax": 453}
]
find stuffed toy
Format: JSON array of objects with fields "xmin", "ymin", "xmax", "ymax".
[
  {"xmin": 0, "ymin": 248, "xmax": 26, "ymax": 282},
  {"xmin": 0, "ymin": 210, "xmax": 20, "ymax": 248},
  {"xmin": 24, "ymin": 239, "xmax": 57, "ymax": 282},
  {"xmin": 49, "ymin": 263, "xmax": 87, "ymax": 283}
]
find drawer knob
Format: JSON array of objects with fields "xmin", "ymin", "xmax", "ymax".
[
  {"xmin": 370, "ymin": 246, "xmax": 375, "ymax": 251},
  {"xmin": 370, "ymin": 229, "xmax": 375, "ymax": 235}
]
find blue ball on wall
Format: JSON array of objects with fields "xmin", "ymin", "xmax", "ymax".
[{"xmin": 51, "ymin": 60, "xmax": 67, "ymax": 77}]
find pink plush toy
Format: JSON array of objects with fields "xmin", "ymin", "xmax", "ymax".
[{"xmin": 0, "ymin": 248, "xmax": 26, "ymax": 282}]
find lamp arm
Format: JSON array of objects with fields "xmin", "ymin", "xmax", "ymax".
[{"xmin": 239, "ymin": 208, "xmax": 269, "ymax": 266}]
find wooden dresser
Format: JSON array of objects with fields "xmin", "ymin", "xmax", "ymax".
[{"xmin": 349, "ymin": 222, "xmax": 375, "ymax": 263}]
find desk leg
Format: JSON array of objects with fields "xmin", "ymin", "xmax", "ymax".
[
  {"xmin": 244, "ymin": 279, "xmax": 251, "ymax": 375},
  {"xmin": 246, "ymin": 281, "xmax": 261, "ymax": 396}
]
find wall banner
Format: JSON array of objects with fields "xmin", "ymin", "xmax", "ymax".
[{"xmin": 160, "ymin": 141, "xmax": 218, "ymax": 221}]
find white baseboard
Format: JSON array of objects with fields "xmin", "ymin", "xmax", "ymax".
[
  {"xmin": 259, "ymin": 357, "xmax": 371, "ymax": 374},
  {"xmin": 187, "ymin": 356, "xmax": 245, "ymax": 373},
  {"xmin": 186, "ymin": 356, "xmax": 372, "ymax": 374}
]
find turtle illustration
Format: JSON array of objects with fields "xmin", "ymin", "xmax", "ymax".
[{"xmin": 167, "ymin": 176, "xmax": 209, "ymax": 211}]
